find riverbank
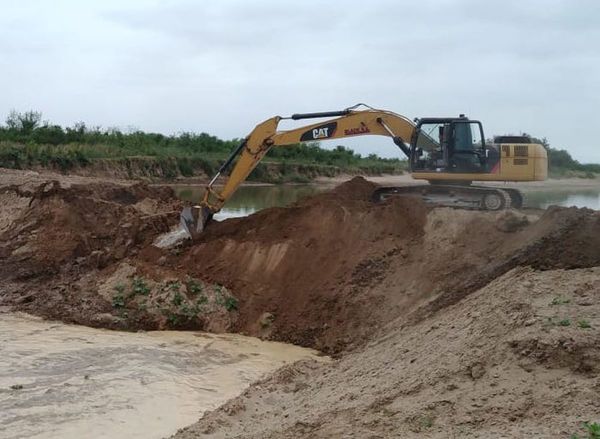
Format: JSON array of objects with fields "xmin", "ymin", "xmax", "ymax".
[{"xmin": 1, "ymin": 168, "xmax": 599, "ymax": 438}]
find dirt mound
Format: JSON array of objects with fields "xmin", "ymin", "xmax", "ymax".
[
  {"xmin": 153, "ymin": 178, "xmax": 597, "ymax": 353},
  {"xmin": 173, "ymin": 266, "xmax": 600, "ymax": 439},
  {"xmin": 0, "ymin": 181, "xmax": 179, "ymax": 275},
  {"xmin": 0, "ymin": 178, "xmax": 182, "ymax": 325},
  {"xmin": 162, "ymin": 177, "xmax": 430, "ymax": 352},
  {"xmin": 4, "ymin": 175, "xmax": 598, "ymax": 353}
]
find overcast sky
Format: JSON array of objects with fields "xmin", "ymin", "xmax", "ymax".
[{"xmin": 1, "ymin": 0, "xmax": 599, "ymax": 162}]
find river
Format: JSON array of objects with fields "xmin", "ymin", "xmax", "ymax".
[
  {"xmin": 173, "ymin": 182, "xmax": 600, "ymax": 220},
  {"xmin": 0, "ymin": 313, "xmax": 322, "ymax": 439}
]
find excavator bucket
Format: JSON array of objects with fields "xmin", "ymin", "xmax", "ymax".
[{"xmin": 180, "ymin": 205, "xmax": 213, "ymax": 240}]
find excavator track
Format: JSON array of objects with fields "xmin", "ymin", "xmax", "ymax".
[{"xmin": 371, "ymin": 185, "xmax": 516, "ymax": 211}]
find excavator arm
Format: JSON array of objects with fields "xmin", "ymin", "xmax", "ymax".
[{"xmin": 181, "ymin": 105, "xmax": 417, "ymax": 239}]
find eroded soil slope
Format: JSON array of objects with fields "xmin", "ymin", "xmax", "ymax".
[
  {"xmin": 173, "ymin": 266, "xmax": 600, "ymax": 439},
  {"xmin": 0, "ymin": 173, "xmax": 182, "ymax": 326},
  {"xmin": 156, "ymin": 178, "xmax": 600, "ymax": 353}
]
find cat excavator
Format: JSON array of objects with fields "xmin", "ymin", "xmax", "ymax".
[{"xmin": 181, "ymin": 104, "xmax": 547, "ymax": 239}]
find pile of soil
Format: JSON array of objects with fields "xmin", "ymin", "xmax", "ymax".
[
  {"xmin": 153, "ymin": 177, "xmax": 599, "ymax": 353},
  {"xmin": 173, "ymin": 266, "xmax": 600, "ymax": 438},
  {"xmin": 0, "ymin": 177, "xmax": 182, "ymax": 326},
  {"xmin": 168, "ymin": 177, "xmax": 430, "ymax": 351}
]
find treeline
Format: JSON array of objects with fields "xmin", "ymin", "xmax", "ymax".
[
  {"xmin": 0, "ymin": 111, "xmax": 405, "ymax": 180},
  {"xmin": 1, "ymin": 111, "xmax": 596, "ymax": 180},
  {"xmin": 527, "ymin": 134, "xmax": 600, "ymax": 178}
]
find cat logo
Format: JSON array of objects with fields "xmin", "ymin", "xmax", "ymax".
[
  {"xmin": 312, "ymin": 127, "xmax": 330, "ymax": 139},
  {"xmin": 300, "ymin": 122, "xmax": 337, "ymax": 141}
]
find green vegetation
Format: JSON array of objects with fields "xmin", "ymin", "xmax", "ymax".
[
  {"xmin": 571, "ymin": 422, "xmax": 600, "ymax": 439},
  {"xmin": 551, "ymin": 297, "xmax": 570, "ymax": 305},
  {"xmin": 526, "ymin": 134, "xmax": 600, "ymax": 178},
  {"xmin": 112, "ymin": 292, "xmax": 126, "ymax": 309},
  {"xmin": 557, "ymin": 318, "xmax": 572, "ymax": 327},
  {"xmin": 187, "ymin": 279, "xmax": 203, "ymax": 295},
  {"xmin": 131, "ymin": 277, "xmax": 151, "ymax": 296},
  {"xmin": 110, "ymin": 275, "xmax": 238, "ymax": 327},
  {"xmin": 0, "ymin": 110, "xmax": 406, "ymax": 181},
  {"xmin": 4, "ymin": 111, "xmax": 594, "ymax": 180},
  {"xmin": 224, "ymin": 296, "xmax": 238, "ymax": 312},
  {"xmin": 578, "ymin": 319, "xmax": 592, "ymax": 329}
]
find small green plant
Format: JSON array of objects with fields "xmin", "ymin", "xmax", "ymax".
[
  {"xmin": 586, "ymin": 422, "xmax": 600, "ymax": 439},
  {"xmin": 420, "ymin": 415, "xmax": 434, "ymax": 429},
  {"xmin": 193, "ymin": 295, "xmax": 208, "ymax": 313},
  {"xmin": 557, "ymin": 318, "xmax": 571, "ymax": 327},
  {"xmin": 114, "ymin": 284, "xmax": 126, "ymax": 295},
  {"xmin": 167, "ymin": 280, "xmax": 181, "ymax": 292},
  {"xmin": 180, "ymin": 303, "xmax": 196, "ymax": 318},
  {"xmin": 187, "ymin": 279, "xmax": 203, "ymax": 295},
  {"xmin": 167, "ymin": 314, "xmax": 180, "ymax": 325},
  {"xmin": 131, "ymin": 277, "xmax": 151, "ymax": 296},
  {"xmin": 571, "ymin": 422, "xmax": 600, "ymax": 439},
  {"xmin": 171, "ymin": 291, "xmax": 184, "ymax": 307},
  {"xmin": 224, "ymin": 296, "xmax": 238, "ymax": 312},
  {"xmin": 578, "ymin": 319, "xmax": 592, "ymax": 329},
  {"xmin": 112, "ymin": 293, "xmax": 125, "ymax": 308},
  {"xmin": 551, "ymin": 296, "xmax": 570, "ymax": 305}
]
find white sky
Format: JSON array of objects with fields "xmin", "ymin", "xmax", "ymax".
[{"xmin": 1, "ymin": 0, "xmax": 599, "ymax": 162}]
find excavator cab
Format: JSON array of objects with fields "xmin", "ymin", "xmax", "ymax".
[{"xmin": 410, "ymin": 116, "xmax": 487, "ymax": 174}]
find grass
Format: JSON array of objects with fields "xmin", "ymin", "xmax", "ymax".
[
  {"xmin": 578, "ymin": 319, "xmax": 592, "ymax": 329},
  {"xmin": 112, "ymin": 292, "xmax": 125, "ymax": 309},
  {"xmin": 111, "ymin": 275, "xmax": 238, "ymax": 325},
  {"xmin": 571, "ymin": 422, "xmax": 600, "ymax": 439},
  {"xmin": 187, "ymin": 279, "xmax": 203, "ymax": 295},
  {"xmin": 551, "ymin": 297, "xmax": 570, "ymax": 305},
  {"xmin": 171, "ymin": 291, "xmax": 184, "ymax": 307},
  {"xmin": 132, "ymin": 277, "xmax": 151, "ymax": 296},
  {"xmin": 224, "ymin": 296, "xmax": 238, "ymax": 312},
  {"xmin": 0, "ymin": 136, "xmax": 406, "ymax": 182}
]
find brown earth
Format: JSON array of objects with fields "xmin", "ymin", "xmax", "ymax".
[
  {"xmin": 172, "ymin": 266, "xmax": 600, "ymax": 439},
  {"xmin": 0, "ymin": 171, "xmax": 184, "ymax": 327},
  {"xmin": 1, "ymin": 169, "xmax": 600, "ymax": 438},
  {"xmin": 149, "ymin": 177, "xmax": 599, "ymax": 354}
]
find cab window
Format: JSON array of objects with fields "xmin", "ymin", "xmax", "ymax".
[{"xmin": 453, "ymin": 122, "xmax": 483, "ymax": 152}]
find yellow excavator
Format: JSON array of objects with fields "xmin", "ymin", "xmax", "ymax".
[{"xmin": 181, "ymin": 104, "xmax": 547, "ymax": 239}]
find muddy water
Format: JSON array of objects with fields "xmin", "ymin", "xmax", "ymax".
[{"xmin": 0, "ymin": 313, "xmax": 322, "ymax": 439}]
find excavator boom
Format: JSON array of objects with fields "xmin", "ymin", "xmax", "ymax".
[
  {"xmin": 182, "ymin": 105, "xmax": 417, "ymax": 238},
  {"xmin": 181, "ymin": 104, "xmax": 547, "ymax": 239}
]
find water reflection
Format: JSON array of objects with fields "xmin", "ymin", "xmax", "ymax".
[
  {"xmin": 173, "ymin": 183, "xmax": 600, "ymax": 220},
  {"xmin": 524, "ymin": 189, "xmax": 600, "ymax": 210},
  {"xmin": 175, "ymin": 184, "xmax": 327, "ymax": 220}
]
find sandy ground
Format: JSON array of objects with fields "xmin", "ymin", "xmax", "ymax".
[{"xmin": 173, "ymin": 266, "xmax": 600, "ymax": 439}]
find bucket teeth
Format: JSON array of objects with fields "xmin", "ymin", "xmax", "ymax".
[{"xmin": 180, "ymin": 206, "xmax": 213, "ymax": 240}]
